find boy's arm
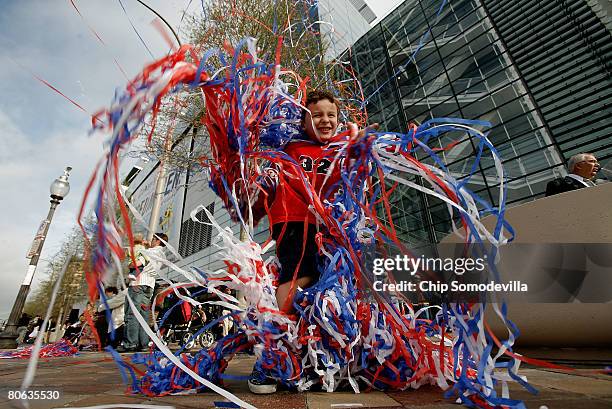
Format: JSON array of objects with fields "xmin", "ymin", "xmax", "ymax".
[
  {"xmin": 251, "ymin": 169, "xmax": 278, "ymax": 224},
  {"xmin": 231, "ymin": 166, "xmax": 278, "ymax": 225}
]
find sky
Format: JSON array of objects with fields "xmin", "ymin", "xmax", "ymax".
[{"xmin": 0, "ymin": 0, "xmax": 400, "ymax": 321}]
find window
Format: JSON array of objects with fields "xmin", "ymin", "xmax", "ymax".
[{"xmin": 178, "ymin": 203, "xmax": 215, "ymax": 257}]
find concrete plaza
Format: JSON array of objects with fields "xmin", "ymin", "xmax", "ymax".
[{"xmin": 1, "ymin": 349, "xmax": 611, "ymax": 409}]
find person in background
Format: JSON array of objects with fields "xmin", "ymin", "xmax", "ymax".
[
  {"xmin": 545, "ymin": 153, "xmax": 601, "ymax": 196},
  {"xmin": 25, "ymin": 316, "xmax": 43, "ymax": 344},
  {"xmin": 77, "ymin": 302, "xmax": 99, "ymax": 351},
  {"xmin": 118, "ymin": 233, "xmax": 168, "ymax": 353},
  {"xmin": 16, "ymin": 313, "xmax": 31, "ymax": 345},
  {"xmin": 63, "ymin": 318, "xmax": 81, "ymax": 344},
  {"xmin": 94, "ymin": 303, "xmax": 109, "ymax": 348},
  {"xmin": 98, "ymin": 286, "xmax": 126, "ymax": 348}
]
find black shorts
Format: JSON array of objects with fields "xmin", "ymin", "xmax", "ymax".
[{"xmin": 272, "ymin": 222, "xmax": 320, "ymax": 285}]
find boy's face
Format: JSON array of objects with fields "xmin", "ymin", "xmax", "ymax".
[{"xmin": 304, "ymin": 98, "xmax": 338, "ymax": 143}]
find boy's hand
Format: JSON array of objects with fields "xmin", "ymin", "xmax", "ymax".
[
  {"xmin": 347, "ymin": 122, "xmax": 379, "ymax": 141},
  {"xmin": 359, "ymin": 122, "xmax": 379, "ymax": 138}
]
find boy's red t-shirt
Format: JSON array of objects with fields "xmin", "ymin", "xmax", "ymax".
[{"xmin": 267, "ymin": 139, "xmax": 343, "ymax": 225}]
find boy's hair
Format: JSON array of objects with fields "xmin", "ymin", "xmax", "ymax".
[
  {"xmin": 302, "ymin": 90, "xmax": 341, "ymax": 122},
  {"xmin": 105, "ymin": 286, "xmax": 118, "ymax": 295},
  {"xmin": 154, "ymin": 233, "xmax": 168, "ymax": 247}
]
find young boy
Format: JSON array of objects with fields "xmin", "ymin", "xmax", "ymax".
[
  {"xmin": 269, "ymin": 90, "xmax": 343, "ymax": 311},
  {"xmin": 127, "ymin": 233, "xmax": 148, "ymax": 282},
  {"xmin": 248, "ymin": 90, "xmax": 375, "ymax": 393}
]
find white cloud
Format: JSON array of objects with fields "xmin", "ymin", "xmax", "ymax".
[
  {"xmin": 0, "ymin": 0, "xmax": 198, "ymax": 319},
  {"xmin": 0, "ymin": 109, "xmax": 104, "ymax": 317}
]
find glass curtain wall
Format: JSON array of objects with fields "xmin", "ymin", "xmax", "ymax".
[
  {"xmin": 342, "ymin": 0, "xmax": 611, "ymax": 243},
  {"xmin": 482, "ymin": 0, "xmax": 612, "ymax": 167}
]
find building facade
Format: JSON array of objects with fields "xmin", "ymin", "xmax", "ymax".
[
  {"xmin": 341, "ymin": 0, "xmax": 611, "ymax": 244},
  {"xmin": 126, "ymin": 0, "xmax": 611, "ymax": 279},
  {"xmin": 125, "ymin": 126, "xmax": 247, "ymax": 277},
  {"xmin": 318, "ymin": 0, "xmax": 377, "ymax": 59}
]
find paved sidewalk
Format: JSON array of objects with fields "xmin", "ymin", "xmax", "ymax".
[{"xmin": 0, "ymin": 351, "xmax": 611, "ymax": 409}]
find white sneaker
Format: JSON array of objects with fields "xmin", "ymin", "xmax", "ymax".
[{"xmin": 248, "ymin": 369, "xmax": 277, "ymax": 394}]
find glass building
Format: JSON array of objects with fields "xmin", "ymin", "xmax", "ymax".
[
  {"xmin": 318, "ymin": 0, "xmax": 376, "ymax": 59},
  {"xmin": 125, "ymin": 0, "xmax": 611, "ymax": 277},
  {"xmin": 341, "ymin": 0, "xmax": 612, "ymax": 244}
]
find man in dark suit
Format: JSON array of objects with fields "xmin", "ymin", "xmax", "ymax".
[{"xmin": 545, "ymin": 153, "xmax": 600, "ymax": 197}]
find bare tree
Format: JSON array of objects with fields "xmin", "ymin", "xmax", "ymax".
[{"xmin": 24, "ymin": 221, "xmax": 94, "ymax": 319}]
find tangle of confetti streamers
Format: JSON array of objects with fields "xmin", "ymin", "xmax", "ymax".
[
  {"xmin": 79, "ymin": 33, "xmax": 538, "ymax": 409},
  {"xmin": 0, "ymin": 339, "xmax": 78, "ymax": 360}
]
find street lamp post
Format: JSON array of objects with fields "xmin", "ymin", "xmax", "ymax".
[{"xmin": 0, "ymin": 167, "xmax": 71, "ymax": 349}]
